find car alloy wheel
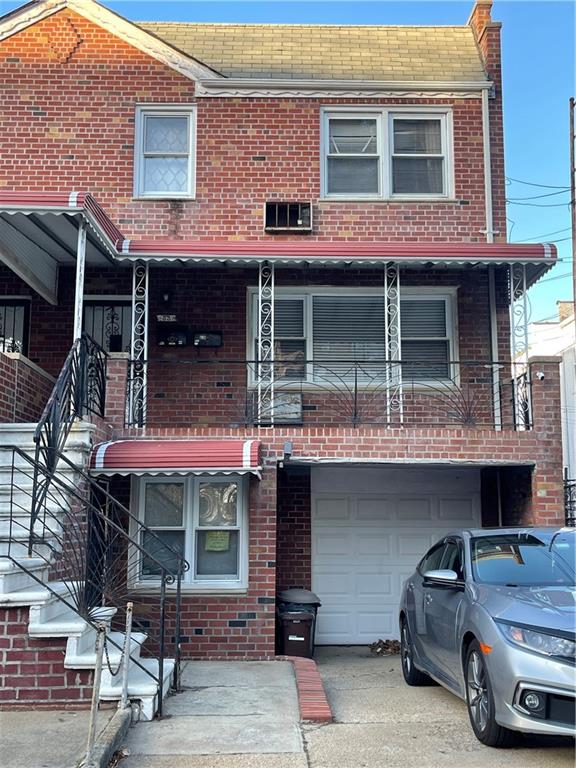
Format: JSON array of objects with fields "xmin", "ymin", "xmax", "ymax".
[
  {"xmin": 467, "ymin": 649, "xmax": 489, "ymax": 732},
  {"xmin": 399, "ymin": 618, "xmax": 432, "ymax": 686},
  {"xmin": 464, "ymin": 640, "xmax": 517, "ymax": 747}
]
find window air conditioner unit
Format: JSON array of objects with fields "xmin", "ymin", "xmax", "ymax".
[{"xmin": 264, "ymin": 202, "xmax": 312, "ymax": 233}]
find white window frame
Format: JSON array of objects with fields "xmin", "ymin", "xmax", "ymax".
[
  {"xmin": 246, "ymin": 286, "xmax": 458, "ymax": 388},
  {"xmin": 131, "ymin": 475, "xmax": 249, "ymax": 592},
  {"xmin": 134, "ymin": 104, "xmax": 197, "ymax": 199},
  {"xmin": 321, "ymin": 106, "xmax": 454, "ymax": 201}
]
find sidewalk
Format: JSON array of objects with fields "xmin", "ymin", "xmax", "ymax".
[{"xmin": 0, "ymin": 708, "xmax": 115, "ymax": 768}]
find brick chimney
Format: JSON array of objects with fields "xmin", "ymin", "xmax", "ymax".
[{"xmin": 467, "ymin": 0, "xmax": 502, "ymax": 81}]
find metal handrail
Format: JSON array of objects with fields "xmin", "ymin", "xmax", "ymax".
[
  {"xmin": 30, "ymin": 334, "xmax": 107, "ymax": 554},
  {"xmin": 6, "ymin": 444, "xmax": 189, "ymax": 714}
]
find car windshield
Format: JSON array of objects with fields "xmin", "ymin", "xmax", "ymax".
[{"xmin": 470, "ymin": 532, "xmax": 576, "ymax": 587}]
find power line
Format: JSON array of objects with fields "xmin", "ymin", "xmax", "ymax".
[
  {"xmin": 507, "ymin": 189, "xmax": 571, "ymax": 201},
  {"xmin": 513, "ymin": 227, "xmax": 571, "ymax": 243},
  {"xmin": 505, "ymin": 176, "xmax": 570, "ymax": 190},
  {"xmin": 506, "ymin": 199, "xmax": 572, "ymax": 208}
]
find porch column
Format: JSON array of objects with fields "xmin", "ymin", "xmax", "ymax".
[
  {"xmin": 384, "ymin": 262, "xmax": 403, "ymax": 425},
  {"xmin": 509, "ymin": 263, "xmax": 531, "ymax": 429},
  {"xmin": 72, "ymin": 219, "xmax": 87, "ymax": 341},
  {"xmin": 257, "ymin": 261, "xmax": 275, "ymax": 425},
  {"xmin": 488, "ymin": 266, "xmax": 502, "ymax": 430},
  {"xmin": 129, "ymin": 260, "xmax": 149, "ymax": 427}
]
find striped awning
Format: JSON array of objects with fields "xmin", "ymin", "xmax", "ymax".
[{"xmin": 89, "ymin": 439, "xmax": 262, "ymax": 477}]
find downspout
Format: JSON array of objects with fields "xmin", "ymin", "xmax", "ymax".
[
  {"xmin": 481, "ymin": 89, "xmax": 494, "ymax": 244},
  {"xmin": 483, "ymin": 88, "xmax": 502, "ymax": 429}
]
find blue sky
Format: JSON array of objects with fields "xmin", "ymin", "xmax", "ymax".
[{"xmin": 1, "ymin": 0, "xmax": 574, "ymax": 322}]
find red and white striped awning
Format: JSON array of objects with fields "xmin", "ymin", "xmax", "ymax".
[{"xmin": 89, "ymin": 439, "xmax": 262, "ymax": 477}]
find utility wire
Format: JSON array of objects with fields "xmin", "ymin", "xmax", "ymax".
[
  {"xmin": 513, "ymin": 227, "xmax": 571, "ymax": 243},
  {"xmin": 506, "ymin": 200, "xmax": 572, "ymax": 208},
  {"xmin": 505, "ymin": 176, "xmax": 571, "ymax": 190},
  {"xmin": 507, "ymin": 189, "xmax": 571, "ymax": 201}
]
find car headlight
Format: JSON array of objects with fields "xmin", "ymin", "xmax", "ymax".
[{"xmin": 496, "ymin": 621, "xmax": 576, "ymax": 661}]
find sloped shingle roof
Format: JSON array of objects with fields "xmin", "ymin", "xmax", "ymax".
[{"xmin": 137, "ymin": 23, "xmax": 488, "ymax": 82}]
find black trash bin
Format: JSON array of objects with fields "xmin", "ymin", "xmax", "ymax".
[
  {"xmin": 277, "ymin": 588, "xmax": 321, "ymax": 657},
  {"xmin": 278, "ymin": 611, "xmax": 315, "ymax": 657}
]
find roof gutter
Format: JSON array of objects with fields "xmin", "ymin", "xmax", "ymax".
[{"xmin": 196, "ymin": 78, "xmax": 493, "ymax": 97}]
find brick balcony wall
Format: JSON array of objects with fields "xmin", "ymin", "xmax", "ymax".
[
  {"xmin": 0, "ymin": 352, "xmax": 54, "ymax": 423},
  {"xmin": 0, "ymin": 9, "xmax": 505, "ymax": 244}
]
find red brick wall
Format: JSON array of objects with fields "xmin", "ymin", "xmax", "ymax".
[
  {"xmin": 276, "ymin": 468, "xmax": 312, "ymax": 592},
  {"xmin": 0, "ymin": 9, "xmax": 505, "ymax": 244},
  {"xmin": 0, "ymin": 607, "xmax": 93, "ymax": 709},
  {"xmin": 0, "ymin": 351, "xmax": 54, "ymax": 423}
]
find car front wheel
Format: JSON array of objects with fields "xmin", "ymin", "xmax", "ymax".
[
  {"xmin": 465, "ymin": 640, "xmax": 517, "ymax": 747},
  {"xmin": 400, "ymin": 617, "xmax": 433, "ymax": 686}
]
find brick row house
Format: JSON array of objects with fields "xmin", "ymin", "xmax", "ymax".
[{"xmin": 0, "ymin": 0, "xmax": 565, "ymax": 714}]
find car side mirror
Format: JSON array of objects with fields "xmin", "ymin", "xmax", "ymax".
[{"xmin": 423, "ymin": 569, "xmax": 462, "ymax": 587}]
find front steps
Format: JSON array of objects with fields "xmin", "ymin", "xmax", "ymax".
[
  {"xmin": 0, "ymin": 561, "xmax": 174, "ymax": 719},
  {"xmin": 0, "ymin": 423, "xmax": 174, "ymax": 720}
]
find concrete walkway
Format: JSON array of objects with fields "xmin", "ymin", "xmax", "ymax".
[
  {"xmin": 0, "ymin": 708, "xmax": 115, "ymax": 768},
  {"xmin": 304, "ymin": 647, "xmax": 575, "ymax": 768},
  {"xmin": 119, "ymin": 660, "xmax": 305, "ymax": 768}
]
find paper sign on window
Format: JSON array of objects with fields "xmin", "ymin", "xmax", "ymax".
[{"xmin": 204, "ymin": 531, "xmax": 230, "ymax": 552}]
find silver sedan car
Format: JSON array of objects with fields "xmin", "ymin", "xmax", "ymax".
[{"xmin": 399, "ymin": 527, "xmax": 575, "ymax": 746}]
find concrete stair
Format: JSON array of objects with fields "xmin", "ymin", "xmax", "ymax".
[{"xmin": 0, "ymin": 422, "xmax": 174, "ymax": 720}]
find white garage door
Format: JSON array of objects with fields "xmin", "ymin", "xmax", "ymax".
[{"xmin": 312, "ymin": 466, "xmax": 481, "ymax": 644}]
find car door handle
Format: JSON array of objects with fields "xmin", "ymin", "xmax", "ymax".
[{"xmin": 424, "ymin": 593, "xmax": 433, "ymax": 605}]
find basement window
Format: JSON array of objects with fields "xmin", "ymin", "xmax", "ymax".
[{"xmin": 135, "ymin": 475, "xmax": 248, "ymax": 589}]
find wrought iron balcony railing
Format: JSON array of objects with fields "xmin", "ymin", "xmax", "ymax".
[{"xmin": 126, "ymin": 358, "xmax": 532, "ymax": 431}]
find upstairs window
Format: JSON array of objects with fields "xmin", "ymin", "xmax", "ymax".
[
  {"xmin": 391, "ymin": 117, "xmax": 445, "ymax": 196},
  {"xmin": 326, "ymin": 117, "xmax": 381, "ymax": 196},
  {"xmin": 322, "ymin": 109, "xmax": 452, "ymax": 199},
  {"xmin": 134, "ymin": 105, "xmax": 196, "ymax": 198}
]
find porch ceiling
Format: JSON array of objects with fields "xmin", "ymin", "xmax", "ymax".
[
  {"xmin": 0, "ymin": 193, "xmax": 122, "ymax": 304},
  {"xmin": 0, "ymin": 191, "xmax": 557, "ymax": 295}
]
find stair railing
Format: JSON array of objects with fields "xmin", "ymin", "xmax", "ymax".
[
  {"xmin": 29, "ymin": 334, "xmax": 107, "ymax": 556},
  {"xmin": 6, "ymin": 444, "xmax": 189, "ymax": 716}
]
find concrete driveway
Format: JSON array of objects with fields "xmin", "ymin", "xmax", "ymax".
[
  {"xmin": 305, "ymin": 647, "xmax": 574, "ymax": 768},
  {"xmin": 115, "ymin": 649, "xmax": 573, "ymax": 768}
]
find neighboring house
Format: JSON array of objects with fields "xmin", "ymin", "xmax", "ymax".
[
  {"xmin": 0, "ymin": 0, "xmax": 565, "ymax": 714},
  {"xmin": 525, "ymin": 301, "xmax": 576, "ymax": 516}
]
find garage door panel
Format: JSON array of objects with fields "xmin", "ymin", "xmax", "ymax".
[
  {"xmin": 314, "ymin": 532, "xmax": 351, "ymax": 556},
  {"xmin": 355, "ymin": 532, "xmax": 391, "ymax": 557},
  {"xmin": 356, "ymin": 497, "xmax": 393, "ymax": 521},
  {"xmin": 397, "ymin": 533, "xmax": 436, "ymax": 558},
  {"xmin": 314, "ymin": 569, "xmax": 352, "ymax": 598},
  {"xmin": 356, "ymin": 572, "xmax": 392, "ymax": 598},
  {"xmin": 357, "ymin": 610, "xmax": 395, "ymax": 639},
  {"xmin": 314, "ymin": 497, "xmax": 350, "ymax": 521},
  {"xmin": 317, "ymin": 610, "xmax": 352, "ymax": 642},
  {"xmin": 397, "ymin": 497, "xmax": 434, "ymax": 521},
  {"xmin": 439, "ymin": 497, "xmax": 476, "ymax": 522}
]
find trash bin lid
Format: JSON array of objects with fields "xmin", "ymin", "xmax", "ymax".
[{"xmin": 278, "ymin": 588, "xmax": 321, "ymax": 605}]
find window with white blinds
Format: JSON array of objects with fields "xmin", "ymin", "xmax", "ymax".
[
  {"xmin": 400, "ymin": 299, "xmax": 451, "ymax": 379},
  {"xmin": 249, "ymin": 291, "xmax": 454, "ymax": 383}
]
